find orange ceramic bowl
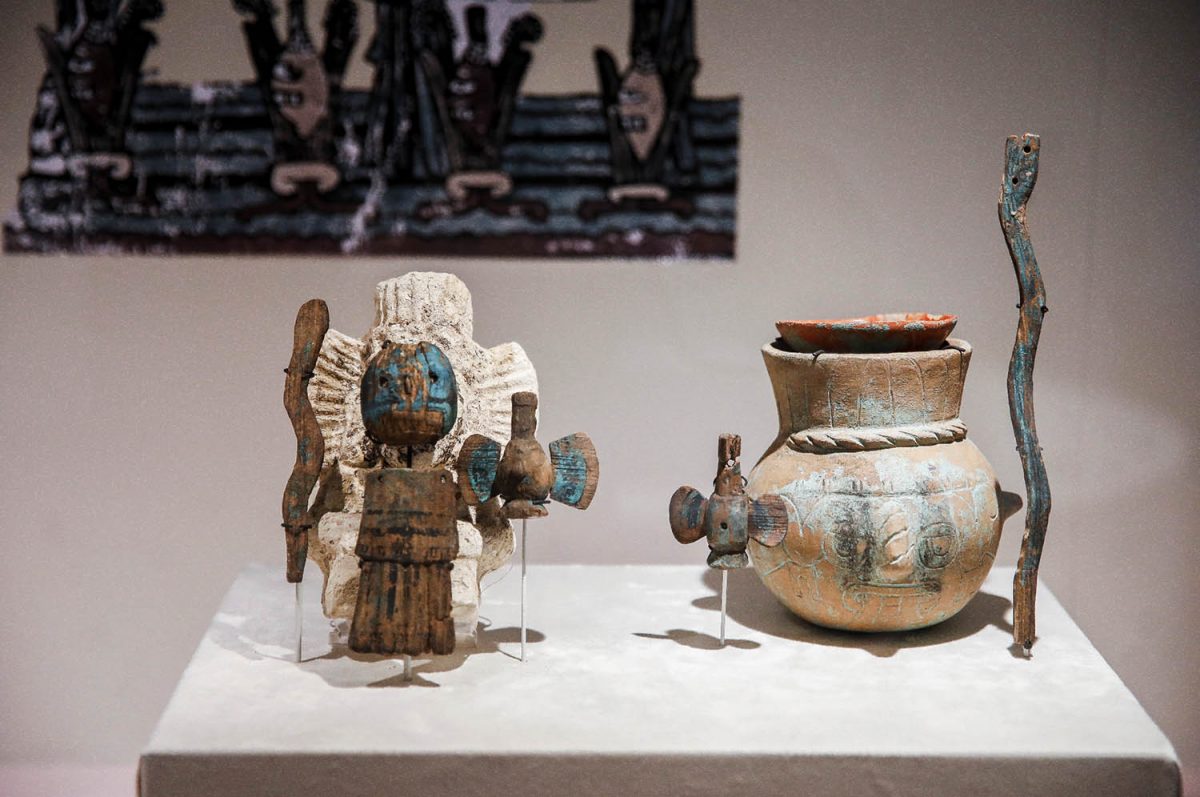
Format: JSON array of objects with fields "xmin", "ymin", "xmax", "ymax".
[{"xmin": 775, "ymin": 313, "xmax": 958, "ymax": 354}]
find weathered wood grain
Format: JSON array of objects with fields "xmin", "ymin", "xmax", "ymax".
[
  {"xmin": 349, "ymin": 468, "xmax": 458, "ymax": 656},
  {"xmin": 548, "ymin": 433, "xmax": 599, "ymax": 510},
  {"xmin": 493, "ymin": 392, "xmax": 555, "ymax": 519},
  {"xmin": 668, "ymin": 433, "xmax": 788, "ymax": 569},
  {"xmin": 999, "ymin": 133, "xmax": 1051, "ymax": 652},
  {"xmin": 456, "ymin": 434, "xmax": 501, "ymax": 506},
  {"xmin": 281, "ymin": 298, "xmax": 329, "ymax": 583}
]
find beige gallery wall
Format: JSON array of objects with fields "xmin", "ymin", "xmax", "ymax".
[{"xmin": 1, "ymin": 0, "xmax": 1197, "ymax": 782}]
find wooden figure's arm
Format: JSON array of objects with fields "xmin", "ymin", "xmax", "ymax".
[{"xmin": 999, "ymin": 133, "xmax": 1051, "ymax": 652}]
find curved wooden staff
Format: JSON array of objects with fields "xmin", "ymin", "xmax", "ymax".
[
  {"xmin": 282, "ymin": 299, "xmax": 329, "ymax": 583},
  {"xmin": 999, "ymin": 133, "xmax": 1051, "ymax": 652}
]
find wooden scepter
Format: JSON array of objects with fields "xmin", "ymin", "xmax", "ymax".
[
  {"xmin": 999, "ymin": 133, "xmax": 1051, "ymax": 653},
  {"xmin": 281, "ymin": 299, "xmax": 329, "ymax": 583}
]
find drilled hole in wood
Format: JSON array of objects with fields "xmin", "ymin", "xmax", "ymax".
[
  {"xmin": 1023, "ymin": 145, "xmax": 1031, "ymax": 153},
  {"xmin": 721, "ymin": 522, "xmax": 728, "ymax": 529},
  {"xmin": 1012, "ymin": 176, "xmax": 1019, "ymax": 184}
]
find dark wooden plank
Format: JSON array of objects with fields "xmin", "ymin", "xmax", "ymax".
[{"xmin": 999, "ymin": 132, "xmax": 1052, "ymax": 653}]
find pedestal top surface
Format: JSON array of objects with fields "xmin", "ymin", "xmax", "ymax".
[{"xmin": 141, "ymin": 563, "xmax": 1179, "ymax": 795}]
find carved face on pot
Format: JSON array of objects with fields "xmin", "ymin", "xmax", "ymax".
[{"xmin": 360, "ymin": 341, "xmax": 459, "ymax": 447}]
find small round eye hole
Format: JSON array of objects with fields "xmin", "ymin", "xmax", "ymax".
[
  {"xmin": 379, "ymin": 375, "xmax": 389, "ymax": 387},
  {"xmin": 720, "ymin": 521, "xmax": 728, "ymax": 529},
  {"xmin": 430, "ymin": 373, "xmax": 438, "ymax": 383},
  {"xmin": 1023, "ymin": 145, "xmax": 1031, "ymax": 153},
  {"xmin": 1012, "ymin": 176, "xmax": 1019, "ymax": 184}
]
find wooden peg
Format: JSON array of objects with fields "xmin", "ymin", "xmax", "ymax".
[
  {"xmin": 281, "ymin": 298, "xmax": 329, "ymax": 583},
  {"xmin": 669, "ymin": 434, "xmax": 790, "ymax": 569},
  {"xmin": 1000, "ymin": 133, "xmax": 1052, "ymax": 653}
]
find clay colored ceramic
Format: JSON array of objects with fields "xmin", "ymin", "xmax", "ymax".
[
  {"xmin": 775, "ymin": 313, "xmax": 957, "ymax": 354},
  {"xmin": 746, "ymin": 338, "xmax": 1022, "ymax": 632}
]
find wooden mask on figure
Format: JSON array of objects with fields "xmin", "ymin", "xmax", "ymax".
[
  {"xmin": 360, "ymin": 340, "xmax": 459, "ymax": 449},
  {"xmin": 348, "ymin": 340, "xmax": 461, "ymax": 657},
  {"xmin": 669, "ymin": 434, "xmax": 790, "ymax": 568},
  {"xmin": 456, "ymin": 392, "xmax": 599, "ymax": 520}
]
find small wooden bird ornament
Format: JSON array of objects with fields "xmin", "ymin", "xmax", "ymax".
[
  {"xmin": 670, "ymin": 434, "xmax": 790, "ymax": 567},
  {"xmin": 669, "ymin": 434, "xmax": 790, "ymax": 645},
  {"xmin": 456, "ymin": 392, "xmax": 599, "ymax": 520},
  {"xmin": 456, "ymin": 390, "xmax": 598, "ymax": 662}
]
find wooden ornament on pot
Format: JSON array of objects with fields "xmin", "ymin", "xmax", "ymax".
[{"xmin": 669, "ymin": 434, "xmax": 790, "ymax": 568}]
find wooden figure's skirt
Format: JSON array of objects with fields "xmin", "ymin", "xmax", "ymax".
[{"xmin": 350, "ymin": 561, "xmax": 455, "ymax": 656}]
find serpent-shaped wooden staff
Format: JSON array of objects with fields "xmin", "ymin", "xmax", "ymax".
[
  {"xmin": 282, "ymin": 299, "xmax": 329, "ymax": 584},
  {"xmin": 999, "ymin": 133, "xmax": 1051, "ymax": 653}
]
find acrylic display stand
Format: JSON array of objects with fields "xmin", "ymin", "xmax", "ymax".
[{"xmin": 138, "ymin": 564, "xmax": 1180, "ymax": 797}]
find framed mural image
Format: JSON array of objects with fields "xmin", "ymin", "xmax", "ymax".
[{"xmin": 5, "ymin": 0, "xmax": 739, "ymax": 258}]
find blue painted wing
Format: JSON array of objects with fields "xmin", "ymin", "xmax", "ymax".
[
  {"xmin": 456, "ymin": 434, "xmax": 501, "ymax": 506},
  {"xmin": 548, "ymin": 433, "xmax": 599, "ymax": 510}
]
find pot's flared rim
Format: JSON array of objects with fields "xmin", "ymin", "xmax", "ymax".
[{"xmin": 763, "ymin": 337, "xmax": 972, "ymax": 361}]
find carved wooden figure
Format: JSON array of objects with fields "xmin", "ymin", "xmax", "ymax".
[
  {"xmin": 233, "ymin": 0, "xmax": 359, "ymax": 214},
  {"xmin": 669, "ymin": 434, "xmax": 789, "ymax": 568},
  {"xmin": 456, "ymin": 392, "xmax": 599, "ymax": 520},
  {"xmin": 282, "ymin": 299, "xmax": 330, "ymax": 583},
  {"xmin": 37, "ymin": 0, "xmax": 163, "ymax": 185},
  {"xmin": 999, "ymin": 133, "xmax": 1052, "ymax": 654},
  {"xmin": 583, "ymin": 0, "xmax": 700, "ymax": 220},
  {"xmin": 348, "ymin": 340, "xmax": 461, "ymax": 657},
  {"xmin": 414, "ymin": 5, "xmax": 547, "ymax": 221}
]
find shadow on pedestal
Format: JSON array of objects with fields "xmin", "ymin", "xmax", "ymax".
[
  {"xmin": 685, "ymin": 568, "xmax": 1013, "ymax": 659},
  {"xmin": 206, "ymin": 604, "xmax": 548, "ymax": 689}
]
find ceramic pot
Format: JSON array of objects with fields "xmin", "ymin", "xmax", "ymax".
[{"xmin": 746, "ymin": 338, "xmax": 1022, "ymax": 632}]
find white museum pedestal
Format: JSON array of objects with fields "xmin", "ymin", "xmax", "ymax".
[{"xmin": 138, "ymin": 564, "xmax": 1180, "ymax": 797}]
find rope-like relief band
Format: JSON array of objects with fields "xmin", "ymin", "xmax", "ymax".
[{"xmin": 789, "ymin": 419, "xmax": 967, "ymax": 453}]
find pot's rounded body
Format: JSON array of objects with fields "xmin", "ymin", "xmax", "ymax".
[{"xmin": 747, "ymin": 339, "xmax": 1015, "ymax": 632}]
